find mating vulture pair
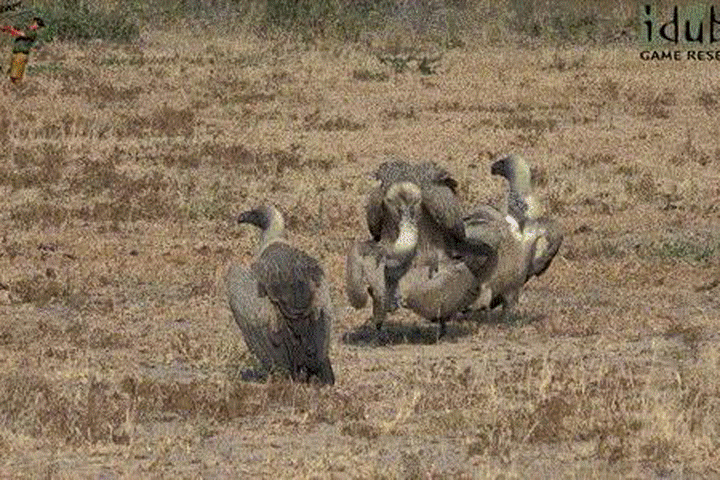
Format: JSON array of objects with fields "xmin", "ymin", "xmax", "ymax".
[
  {"xmin": 346, "ymin": 155, "xmax": 562, "ymax": 332},
  {"xmin": 346, "ymin": 159, "xmax": 498, "ymax": 336}
]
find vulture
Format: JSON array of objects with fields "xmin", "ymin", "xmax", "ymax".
[
  {"xmin": 345, "ymin": 181, "xmax": 422, "ymax": 329},
  {"xmin": 365, "ymin": 159, "xmax": 466, "ymax": 264},
  {"xmin": 362, "ymin": 159, "xmax": 497, "ymax": 336},
  {"xmin": 397, "ymin": 250, "xmax": 495, "ymax": 336},
  {"xmin": 225, "ymin": 205, "xmax": 335, "ymax": 385},
  {"xmin": 466, "ymin": 154, "xmax": 563, "ymax": 318}
]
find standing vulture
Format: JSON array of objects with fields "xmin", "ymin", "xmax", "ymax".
[
  {"xmin": 346, "ymin": 181, "xmax": 422, "ymax": 330},
  {"xmin": 363, "ymin": 159, "xmax": 497, "ymax": 336},
  {"xmin": 466, "ymin": 155, "xmax": 563, "ymax": 318},
  {"xmin": 225, "ymin": 205, "xmax": 335, "ymax": 385}
]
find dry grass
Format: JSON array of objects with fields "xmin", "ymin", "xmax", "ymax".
[{"xmin": 0, "ymin": 21, "xmax": 719, "ymax": 478}]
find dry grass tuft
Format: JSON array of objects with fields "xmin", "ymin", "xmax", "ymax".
[
  {"xmin": 352, "ymin": 69, "xmax": 390, "ymax": 82},
  {"xmin": 0, "ymin": 373, "xmax": 88, "ymax": 444},
  {"xmin": 639, "ymin": 89, "xmax": 676, "ymax": 119},
  {"xmin": 150, "ymin": 106, "xmax": 196, "ymax": 137},
  {"xmin": 11, "ymin": 274, "xmax": 67, "ymax": 306},
  {"xmin": 10, "ymin": 204, "xmax": 72, "ymax": 229}
]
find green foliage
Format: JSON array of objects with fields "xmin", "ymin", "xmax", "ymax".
[
  {"xmin": 547, "ymin": 13, "xmax": 600, "ymax": 43},
  {"xmin": 2, "ymin": 0, "xmax": 636, "ymax": 45},
  {"xmin": 336, "ymin": 0, "xmax": 395, "ymax": 40},
  {"xmin": 515, "ymin": 13, "xmax": 602, "ymax": 43},
  {"xmin": 264, "ymin": 0, "xmax": 337, "ymax": 31},
  {"xmin": 261, "ymin": 0, "xmax": 396, "ymax": 40},
  {"xmin": 657, "ymin": 239, "xmax": 718, "ymax": 262},
  {"xmin": 26, "ymin": 62, "xmax": 64, "ymax": 76},
  {"xmin": 39, "ymin": 0, "xmax": 140, "ymax": 43}
]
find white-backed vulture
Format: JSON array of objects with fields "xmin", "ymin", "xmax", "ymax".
[
  {"xmin": 467, "ymin": 155, "xmax": 563, "ymax": 317},
  {"xmin": 397, "ymin": 230, "xmax": 497, "ymax": 337},
  {"xmin": 397, "ymin": 209, "xmax": 499, "ymax": 337},
  {"xmin": 225, "ymin": 205, "xmax": 335, "ymax": 385},
  {"xmin": 363, "ymin": 159, "xmax": 497, "ymax": 336},
  {"xmin": 490, "ymin": 154, "xmax": 563, "ymax": 281},
  {"xmin": 346, "ymin": 182, "xmax": 422, "ymax": 329}
]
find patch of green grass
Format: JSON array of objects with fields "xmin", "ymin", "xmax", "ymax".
[
  {"xmin": 181, "ymin": 197, "xmax": 229, "ymax": 221},
  {"xmin": 97, "ymin": 56, "xmax": 144, "ymax": 67},
  {"xmin": 26, "ymin": 62, "xmax": 64, "ymax": 76},
  {"xmin": 513, "ymin": 6, "xmax": 629, "ymax": 45},
  {"xmin": 263, "ymin": 0, "xmax": 339, "ymax": 33},
  {"xmin": 38, "ymin": 0, "xmax": 140, "ymax": 43},
  {"xmin": 656, "ymin": 239, "xmax": 718, "ymax": 262},
  {"xmin": 23, "ymin": 0, "xmax": 635, "ymax": 46}
]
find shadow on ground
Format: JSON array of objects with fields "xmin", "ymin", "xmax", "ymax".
[
  {"xmin": 460, "ymin": 308, "xmax": 546, "ymax": 327},
  {"xmin": 239, "ymin": 368, "xmax": 269, "ymax": 383},
  {"xmin": 341, "ymin": 320, "xmax": 475, "ymax": 346},
  {"xmin": 342, "ymin": 309, "xmax": 545, "ymax": 346}
]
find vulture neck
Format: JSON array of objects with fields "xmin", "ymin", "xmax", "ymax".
[
  {"xmin": 508, "ymin": 164, "xmax": 532, "ymax": 199},
  {"xmin": 507, "ymin": 165, "xmax": 543, "ymax": 221},
  {"xmin": 258, "ymin": 208, "xmax": 286, "ymax": 254},
  {"xmin": 393, "ymin": 215, "xmax": 418, "ymax": 258}
]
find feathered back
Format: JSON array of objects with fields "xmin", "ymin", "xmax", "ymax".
[{"xmin": 252, "ymin": 242, "xmax": 324, "ymax": 321}]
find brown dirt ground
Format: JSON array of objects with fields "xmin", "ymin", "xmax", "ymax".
[{"xmin": 0, "ymin": 27, "xmax": 719, "ymax": 479}]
